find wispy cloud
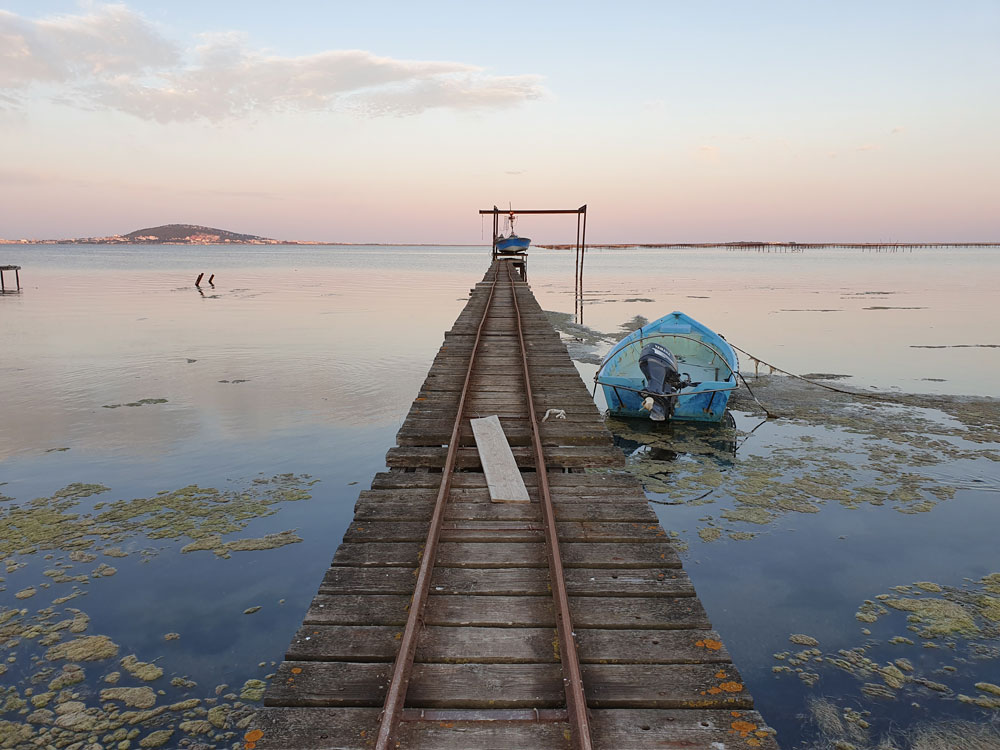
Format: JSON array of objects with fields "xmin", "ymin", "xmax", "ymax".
[
  {"xmin": 1, "ymin": 5, "xmax": 543, "ymax": 122},
  {"xmin": 856, "ymin": 143, "xmax": 880, "ymax": 152},
  {"xmin": 0, "ymin": 5, "xmax": 177, "ymax": 87},
  {"xmin": 890, "ymin": 126, "xmax": 906, "ymax": 135}
]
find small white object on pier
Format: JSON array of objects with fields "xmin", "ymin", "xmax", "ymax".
[{"xmin": 470, "ymin": 415, "xmax": 530, "ymax": 504}]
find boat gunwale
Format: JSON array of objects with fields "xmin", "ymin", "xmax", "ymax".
[{"xmin": 596, "ymin": 332, "xmax": 738, "ymax": 382}]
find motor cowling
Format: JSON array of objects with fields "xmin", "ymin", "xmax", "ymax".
[{"xmin": 638, "ymin": 343, "xmax": 682, "ymax": 421}]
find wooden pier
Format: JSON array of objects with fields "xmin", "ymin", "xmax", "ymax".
[{"xmin": 253, "ymin": 260, "xmax": 777, "ymax": 749}]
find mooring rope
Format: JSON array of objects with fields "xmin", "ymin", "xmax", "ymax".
[{"xmin": 729, "ymin": 343, "xmax": 884, "ymax": 400}]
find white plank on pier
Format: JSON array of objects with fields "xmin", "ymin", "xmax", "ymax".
[{"xmin": 470, "ymin": 415, "xmax": 530, "ymax": 504}]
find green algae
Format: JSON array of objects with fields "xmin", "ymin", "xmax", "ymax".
[
  {"xmin": 138, "ymin": 728, "xmax": 174, "ymax": 747},
  {"xmin": 976, "ymin": 682, "xmax": 1000, "ymax": 696},
  {"xmin": 790, "ymin": 634, "xmax": 820, "ymax": 647},
  {"xmin": 0, "ymin": 474, "xmax": 315, "ymax": 563},
  {"xmin": 883, "ymin": 598, "xmax": 980, "ymax": 637},
  {"xmin": 121, "ymin": 655, "xmax": 163, "ymax": 682},
  {"xmin": 239, "ymin": 679, "xmax": 266, "ymax": 701},
  {"xmin": 180, "ymin": 529, "xmax": 303, "ymax": 557},
  {"xmin": 697, "ymin": 527, "xmax": 721, "ymax": 543},
  {"xmin": 775, "ymin": 574, "xmax": 1000, "ymax": 722},
  {"xmin": 604, "ymin": 374, "xmax": 1000, "ymax": 553},
  {"xmin": 206, "ymin": 705, "xmax": 228, "ymax": 728},
  {"xmin": 722, "ymin": 506, "xmax": 774, "ymax": 525},
  {"xmin": 101, "ymin": 687, "xmax": 157, "ymax": 709},
  {"xmin": 0, "ymin": 473, "xmax": 314, "ymax": 747},
  {"xmin": 46, "ymin": 635, "xmax": 119, "ymax": 661}
]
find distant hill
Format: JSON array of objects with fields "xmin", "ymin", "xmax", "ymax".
[{"xmin": 122, "ymin": 224, "xmax": 276, "ymax": 244}]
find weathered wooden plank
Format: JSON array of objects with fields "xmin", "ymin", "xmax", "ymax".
[
  {"xmin": 332, "ymin": 541, "xmax": 682, "ymax": 568},
  {"xmin": 264, "ymin": 662, "xmax": 751, "ymax": 710},
  {"xmin": 396, "ymin": 420, "xmax": 613, "ymax": 447},
  {"xmin": 343, "ymin": 520, "xmax": 670, "ymax": 544},
  {"xmin": 470, "ymin": 415, "xmax": 531, "ymax": 503},
  {"xmin": 368, "ymin": 470, "xmax": 644, "ymax": 491},
  {"xmin": 593, "ymin": 708, "xmax": 779, "ymax": 749},
  {"xmin": 284, "ymin": 624, "xmax": 729, "ymax": 664},
  {"xmin": 385, "ymin": 445, "xmax": 625, "ymax": 469},
  {"xmin": 353, "ymin": 497, "xmax": 656, "ymax": 523},
  {"xmin": 582, "ymin": 663, "xmax": 752, "ymax": 709},
  {"xmin": 304, "ymin": 594, "xmax": 708, "ymax": 630},
  {"xmin": 250, "ymin": 707, "xmax": 382, "ymax": 750},
  {"xmin": 318, "ymin": 566, "xmax": 694, "ymax": 597},
  {"xmin": 265, "ymin": 661, "xmax": 564, "ymax": 708},
  {"xmin": 251, "ymin": 707, "xmax": 778, "ymax": 750}
]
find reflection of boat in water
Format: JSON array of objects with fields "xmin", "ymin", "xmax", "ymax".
[
  {"xmin": 610, "ymin": 411, "xmax": 738, "ymax": 460},
  {"xmin": 595, "ymin": 312, "xmax": 738, "ymax": 422},
  {"xmin": 494, "ymin": 211, "xmax": 531, "ymax": 254}
]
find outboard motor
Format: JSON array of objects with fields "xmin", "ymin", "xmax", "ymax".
[{"xmin": 638, "ymin": 343, "xmax": 684, "ymax": 421}]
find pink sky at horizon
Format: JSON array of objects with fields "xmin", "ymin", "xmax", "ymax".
[{"xmin": 2, "ymin": 2, "xmax": 998, "ymax": 244}]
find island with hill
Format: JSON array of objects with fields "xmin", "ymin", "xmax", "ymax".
[{"xmin": 0, "ymin": 224, "xmax": 323, "ymax": 245}]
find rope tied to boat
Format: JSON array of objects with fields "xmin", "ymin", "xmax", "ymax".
[{"xmin": 729, "ymin": 343, "xmax": 884, "ymax": 400}]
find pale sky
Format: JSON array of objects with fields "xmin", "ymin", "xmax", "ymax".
[{"xmin": 2, "ymin": 1, "xmax": 998, "ymax": 243}]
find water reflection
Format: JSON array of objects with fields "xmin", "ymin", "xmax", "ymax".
[{"xmin": 2, "ymin": 245, "xmax": 999, "ymax": 749}]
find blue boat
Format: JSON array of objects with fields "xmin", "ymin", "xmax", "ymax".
[
  {"xmin": 497, "ymin": 232, "xmax": 531, "ymax": 254},
  {"xmin": 595, "ymin": 312, "xmax": 739, "ymax": 422},
  {"xmin": 495, "ymin": 234, "xmax": 531, "ymax": 253},
  {"xmin": 494, "ymin": 211, "xmax": 531, "ymax": 254}
]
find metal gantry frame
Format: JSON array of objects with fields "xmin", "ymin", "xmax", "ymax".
[
  {"xmin": 0, "ymin": 265, "xmax": 22, "ymax": 294},
  {"xmin": 479, "ymin": 205, "xmax": 588, "ymax": 322}
]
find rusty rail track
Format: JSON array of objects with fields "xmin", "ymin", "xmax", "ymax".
[{"xmin": 374, "ymin": 262, "xmax": 592, "ymax": 749}]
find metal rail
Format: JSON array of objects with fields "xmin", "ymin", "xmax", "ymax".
[
  {"xmin": 373, "ymin": 267, "xmax": 502, "ymax": 750},
  {"xmin": 505, "ymin": 262, "xmax": 594, "ymax": 750},
  {"xmin": 373, "ymin": 261, "xmax": 594, "ymax": 749}
]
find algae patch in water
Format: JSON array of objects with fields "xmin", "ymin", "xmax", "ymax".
[
  {"xmin": 0, "ymin": 474, "xmax": 320, "ymax": 747},
  {"xmin": 0, "ymin": 474, "xmax": 315, "ymax": 562},
  {"xmin": 773, "ymin": 573, "xmax": 1000, "ymax": 732},
  {"xmin": 610, "ymin": 375, "xmax": 1000, "ymax": 545},
  {"xmin": 180, "ymin": 529, "xmax": 303, "ymax": 557},
  {"xmin": 46, "ymin": 635, "xmax": 119, "ymax": 661}
]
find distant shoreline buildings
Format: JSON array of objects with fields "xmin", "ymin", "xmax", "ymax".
[{"xmin": 1, "ymin": 224, "xmax": 997, "ymax": 248}]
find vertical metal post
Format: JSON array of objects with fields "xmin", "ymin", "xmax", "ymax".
[
  {"xmin": 492, "ymin": 205, "xmax": 499, "ymax": 261},
  {"xmin": 15, "ymin": 268, "xmax": 19, "ymax": 290},
  {"xmin": 579, "ymin": 206, "xmax": 587, "ymax": 325},
  {"xmin": 574, "ymin": 212, "xmax": 581, "ymax": 321}
]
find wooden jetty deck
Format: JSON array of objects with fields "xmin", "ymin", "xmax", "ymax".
[{"xmin": 254, "ymin": 260, "xmax": 777, "ymax": 749}]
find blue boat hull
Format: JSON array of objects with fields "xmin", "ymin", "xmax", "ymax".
[
  {"xmin": 596, "ymin": 312, "xmax": 739, "ymax": 422},
  {"xmin": 496, "ymin": 235, "xmax": 531, "ymax": 253}
]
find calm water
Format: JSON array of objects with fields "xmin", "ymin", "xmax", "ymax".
[{"xmin": 1, "ymin": 244, "xmax": 998, "ymax": 749}]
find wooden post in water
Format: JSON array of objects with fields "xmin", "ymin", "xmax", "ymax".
[{"xmin": 0, "ymin": 265, "xmax": 22, "ymax": 293}]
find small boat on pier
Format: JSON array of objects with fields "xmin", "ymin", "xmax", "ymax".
[
  {"xmin": 595, "ymin": 311, "xmax": 738, "ymax": 422},
  {"xmin": 494, "ymin": 210, "xmax": 531, "ymax": 254}
]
